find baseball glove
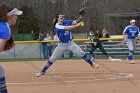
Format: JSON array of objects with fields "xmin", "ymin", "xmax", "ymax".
[
  {"xmin": 79, "ymin": 10, "xmax": 85, "ymax": 15},
  {"xmin": 79, "ymin": 7, "xmax": 87, "ymax": 16},
  {"xmin": 4, "ymin": 35, "xmax": 14, "ymax": 51}
]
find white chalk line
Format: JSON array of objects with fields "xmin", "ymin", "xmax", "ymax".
[{"xmin": 7, "ymin": 73, "xmax": 133, "ymax": 85}]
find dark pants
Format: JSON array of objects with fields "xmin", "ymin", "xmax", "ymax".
[
  {"xmin": 89, "ymin": 44, "xmax": 109, "ymax": 57},
  {"xmin": 46, "ymin": 46, "xmax": 53, "ymax": 58},
  {"xmin": 42, "ymin": 45, "xmax": 47, "ymax": 59}
]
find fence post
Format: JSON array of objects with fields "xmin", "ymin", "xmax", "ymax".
[
  {"xmin": 13, "ymin": 44, "xmax": 16, "ymax": 60},
  {"xmin": 40, "ymin": 43, "xmax": 42, "ymax": 58}
]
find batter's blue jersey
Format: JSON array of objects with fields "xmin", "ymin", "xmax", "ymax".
[
  {"xmin": 123, "ymin": 25, "xmax": 139, "ymax": 39},
  {"xmin": 0, "ymin": 21, "xmax": 10, "ymax": 39},
  {"xmin": 55, "ymin": 20, "xmax": 73, "ymax": 43}
]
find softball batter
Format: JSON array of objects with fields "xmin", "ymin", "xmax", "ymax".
[
  {"xmin": 36, "ymin": 14, "xmax": 99, "ymax": 77},
  {"xmin": 0, "ymin": 3, "xmax": 22, "ymax": 93},
  {"xmin": 123, "ymin": 19, "xmax": 139, "ymax": 64}
]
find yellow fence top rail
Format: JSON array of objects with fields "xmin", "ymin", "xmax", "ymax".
[{"xmin": 14, "ymin": 38, "xmax": 123, "ymax": 44}]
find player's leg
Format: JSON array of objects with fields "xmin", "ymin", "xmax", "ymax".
[
  {"xmin": 98, "ymin": 45, "xmax": 113, "ymax": 61},
  {"xmin": 42, "ymin": 45, "xmax": 47, "ymax": 59},
  {"xmin": 0, "ymin": 65, "xmax": 8, "ymax": 93},
  {"xmin": 132, "ymin": 39, "xmax": 136, "ymax": 53},
  {"xmin": 89, "ymin": 46, "xmax": 97, "ymax": 60},
  {"xmin": 48, "ymin": 46, "xmax": 53, "ymax": 58},
  {"xmin": 45, "ymin": 46, "xmax": 49, "ymax": 58},
  {"xmin": 98, "ymin": 44, "xmax": 110, "ymax": 57},
  {"xmin": 36, "ymin": 44, "xmax": 66, "ymax": 77},
  {"xmin": 67, "ymin": 42, "xmax": 99, "ymax": 68},
  {"xmin": 126, "ymin": 39, "xmax": 134, "ymax": 63}
]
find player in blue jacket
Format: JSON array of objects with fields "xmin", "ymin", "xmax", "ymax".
[
  {"xmin": 123, "ymin": 19, "xmax": 139, "ymax": 64},
  {"xmin": 36, "ymin": 14, "xmax": 99, "ymax": 77},
  {"xmin": 0, "ymin": 3, "xmax": 22, "ymax": 93}
]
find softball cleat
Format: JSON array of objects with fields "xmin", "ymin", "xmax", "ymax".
[
  {"xmin": 128, "ymin": 60, "xmax": 135, "ymax": 64},
  {"xmin": 92, "ymin": 63, "xmax": 99, "ymax": 68},
  {"xmin": 36, "ymin": 72, "xmax": 45, "ymax": 77},
  {"xmin": 109, "ymin": 56, "xmax": 113, "ymax": 62},
  {"xmin": 90, "ymin": 56, "xmax": 94, "ymax": 61},
  {"xmin": 127, "ymin": 59, "xmax": 134, "ymax": 64}
]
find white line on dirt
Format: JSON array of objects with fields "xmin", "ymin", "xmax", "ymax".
[{"xmin": 7, "ymin": 73, "xmax": 133, "ymax": 85}]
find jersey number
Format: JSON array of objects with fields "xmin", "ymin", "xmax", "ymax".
[{"xmin": 64, "ymin": 31, "xmax": 69, "ymax": 35}]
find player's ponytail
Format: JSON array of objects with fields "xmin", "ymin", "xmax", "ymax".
[
  {"xmin": 0, "ymin": 3, "xmax": 9, "ymax": 21},
  {"xmin": 52, "ymin": 14, "xmax": 59, "ymax": 35}
]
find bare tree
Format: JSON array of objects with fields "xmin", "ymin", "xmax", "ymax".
[{"xmin": 1, "ymin": 0, "xmax": 140, "ymax": 35}]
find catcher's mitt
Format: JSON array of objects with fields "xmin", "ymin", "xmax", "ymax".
[{"xmin": 4, "ymin": 35, "xmax": 14, "ymax": 51}]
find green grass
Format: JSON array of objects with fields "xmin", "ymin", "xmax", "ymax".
[
  {"xmin": 0, "ymin": 58, "xmax": 82, "ymax": 62},
  {"xmin": 94, "ymin": 55, "xmax": 140, "ymax": 60},
  {"xmin": 0, "ymin": 58, "xmax": 46, "ymax": 62},
  {"xmin": 0, "ymin": 56, "xmax": 140, "ymax": 62}
]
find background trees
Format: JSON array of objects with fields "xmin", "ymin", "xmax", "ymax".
[{"xmin": 1, "ymin": 0, "xmax": 140, "ymax": 35}]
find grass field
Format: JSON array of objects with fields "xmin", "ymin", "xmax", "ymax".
[{"xmin": 1, "ymin": 55, "xmax": 140, "ymax": 62}]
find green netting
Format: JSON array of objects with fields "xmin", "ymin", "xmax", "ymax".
[{"xmin": 13, "ymin": 34, "xmax": 34, "ymax": 41}]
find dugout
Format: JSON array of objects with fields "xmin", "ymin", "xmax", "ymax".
[{"xmin": 104, "ymin": 12, "xmax": 140, "ymax": 35}]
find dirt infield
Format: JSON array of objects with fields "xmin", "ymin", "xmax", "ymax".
[{"xmin": 1, "ymin": 60, "xmax": 140, "ymax": 93}]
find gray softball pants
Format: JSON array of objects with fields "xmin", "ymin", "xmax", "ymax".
[
  {"xmin": 126, "ymin": 39, "xmax": 136, "ymax": 52},
  {"xmin": 49, "ymin": 41, "xmax": 85, "ymax": 62},
  {"xmin": 0, "ymin": 65, "xmax": 7, "ymax": 92}
]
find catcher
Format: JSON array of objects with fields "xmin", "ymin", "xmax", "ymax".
[
  {"xmin": 87, "ymin": 32, "xmax": 112, "ymax": 61},
  {"xmin": 0, "ymin": 3, "xmax": 22, "ymax": 93}
]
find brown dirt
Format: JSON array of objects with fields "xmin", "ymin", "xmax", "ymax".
[{"xmin": 1, "ymin": 60, "xmax": 140, "ymax": 93}]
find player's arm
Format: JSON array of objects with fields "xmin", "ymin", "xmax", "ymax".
[
  {"xmin": 122, "ymin": 32, "xmax": 127, "ymax": 41},
  {"xmin": 93, "ymin": 37, "xmax": 98, "ymax": 46},
  {"xmin": 136, "ymin": 28, "xmax": 140, "ymax": 44},
  {"xmin": 0, "ymin": 29, "xmax": 11, "ymax": 52},
  {"xmin": 55, "ymin": 23, "xmax": 81, "ymax": 30},
  {"xmin": 122, "ymin": 27, "xmax": 127, "ymax": 40},
  {"xmin": 72, "ymin": 15, "xmax": 83, "ymax": 25},
  {"xmin": 135, "ymin": 28, "xmax": 140, "ymax": 39},
  {"xmin": 89, "ymin": 38, "xmax": 97, "ymax": 46},
  {"xmin": 72, "ymin": 21, "xmax": 78, "ymax": 25},
  {"xmin": 64, "ymin": 23, "xmax": 81, "ymax": 30},
  {"xmin": 86, "ymin": 42, "xmax": 92, "ymax": 46},
  {"xmin": 0, "ymin": 39, "xmax": 7, "ymax": 52}
]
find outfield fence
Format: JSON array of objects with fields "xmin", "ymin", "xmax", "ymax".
[{"xmin": 1, "ymin": 37, "xmax": 140, "ymax": 59}]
